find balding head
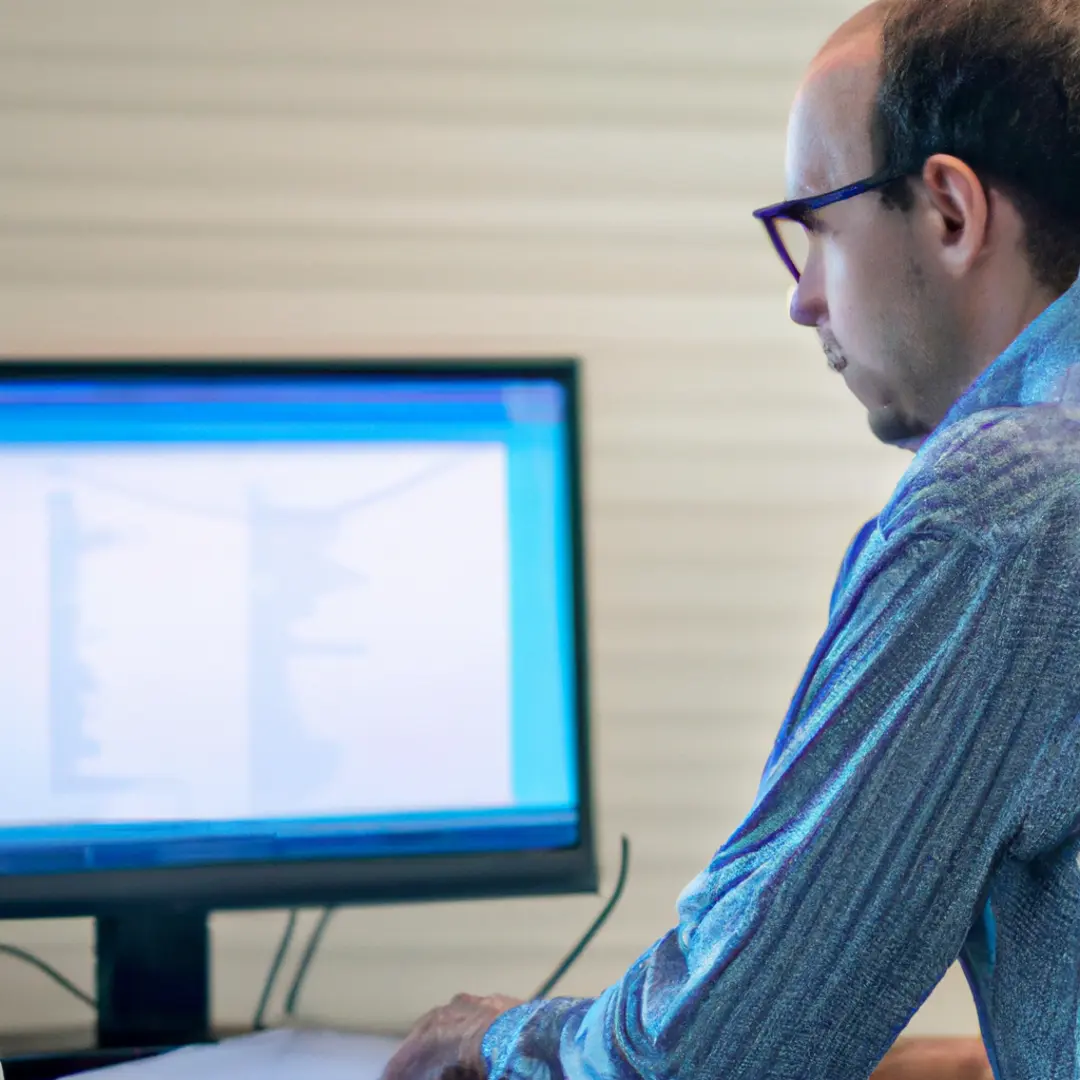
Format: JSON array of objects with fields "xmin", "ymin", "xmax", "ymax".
[
  {"xmin": 820, "ymin": 0, "xmax": 897, "ymax": 54},
  {"xmin": 781, "ymin": 2, "xmax": 902, "ymax": 203},
  {"xmin": 786, "ymin": 9, "xmax": 885, "ymax": 200}
]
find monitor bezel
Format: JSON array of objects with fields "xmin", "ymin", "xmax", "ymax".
[{"xmin": 0, "ymin": 357, "xmax": 597, "ymax": 916}]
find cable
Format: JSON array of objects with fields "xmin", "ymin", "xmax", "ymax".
[
  {"xmin": 258, "ymin": 837, "xmax": 630, "ymax": 1023},
  {"xmin": 532, "ymin": 834, "xmax": 632, "ymax": 999},
  {"xmin": 283, "ymin": 906, "xmax": 337, "ymax": 1017},
  {"xmin": 0, "ymin": 943, "xmax": 97, "ymax": 1011},
  {"xmin": 252, "ymin": 909, "xmax": 298, "ymax": 1031}
]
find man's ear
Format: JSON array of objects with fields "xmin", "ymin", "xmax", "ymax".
[{"xmin": 919, "ymin": 154, "xmax": 991, "ymax": 276}]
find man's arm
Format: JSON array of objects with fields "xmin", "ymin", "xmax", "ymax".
[
  {"xmin": 383, "ymin": 1005, "xmax": 991, "ymax": 1080},
  {"xmin": 476, "ymin": 523, "xmax": 1071, "ymax": 1079}
]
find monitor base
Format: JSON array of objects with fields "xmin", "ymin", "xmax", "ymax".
[{"xmin": 96, "ymin": 909, "xmax": 210, "ymax": 1050}]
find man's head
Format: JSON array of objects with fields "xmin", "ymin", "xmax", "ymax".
[{"xmin": 784, "ymin": 0, "xmax": 1080, "ymax": 450}]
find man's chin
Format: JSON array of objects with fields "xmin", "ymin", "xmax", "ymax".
[{"xmin": 868, "ymin": 405, "xmax": 932, "ymax": 451}]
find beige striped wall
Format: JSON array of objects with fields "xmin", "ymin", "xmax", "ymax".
[{"xmin": 0, "ymin": 0, "xmax": 978, "ymax": 1040}]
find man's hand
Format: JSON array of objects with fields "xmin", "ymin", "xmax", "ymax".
[
  {"xmin": 380, "ymin": 994, "xmax": 524, "ymax": 1080},
  {"xmin": 870, "ymin": 1037, "xmax": 994, "ymax": 1080}
]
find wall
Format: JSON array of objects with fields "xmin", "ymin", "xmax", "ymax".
[{"xmin": 0, "ymin": 0, "xmax": 978, "ymax": 1040}]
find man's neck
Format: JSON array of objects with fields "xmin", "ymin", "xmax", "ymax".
[
  {"xmin": 963, "ymin": 275, "xmax": 1059, "ymax": 394},
  {"xmin": 913, "ymin": 274, "xmax": 1064, "ymax": 452}
]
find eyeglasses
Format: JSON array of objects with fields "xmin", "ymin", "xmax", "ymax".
[{"xmin": 752, "ymin": 172, "xmax": 908, "ymax": 283}]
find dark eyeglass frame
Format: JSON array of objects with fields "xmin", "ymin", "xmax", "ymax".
[{"xmin": 752, "ymin": 172, "xmax": 908, "ymax": 282}]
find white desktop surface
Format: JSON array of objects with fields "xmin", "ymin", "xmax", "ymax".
[{"xmin": 73, "ymin": 1028, "xmax": 402, "ymax": 1079}]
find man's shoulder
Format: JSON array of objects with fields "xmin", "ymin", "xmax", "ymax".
[{"xmin": 879, "ymin": 403, "xmax": 1080, "ymax": 547}]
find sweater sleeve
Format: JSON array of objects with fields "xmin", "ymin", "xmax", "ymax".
[{"xmin": 482, "ymin": 524, "xmax": 1068, "ymax": 1080}]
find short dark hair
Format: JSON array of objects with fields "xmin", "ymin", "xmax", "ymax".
[{"xmin": 872, "ymin": 0, "xmax": 1080, "ymax": 294}]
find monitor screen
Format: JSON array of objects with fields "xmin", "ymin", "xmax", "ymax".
[{"xmin": 0, "ymin": 362, "xmax": 592, "ymax": 912}]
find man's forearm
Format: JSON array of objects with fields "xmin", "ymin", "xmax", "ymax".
[{"xmin": 870, "ymin": 1037, "xmax": 992, "ymax": 1080}]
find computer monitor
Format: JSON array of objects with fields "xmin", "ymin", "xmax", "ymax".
[{"xmin": 0, "ymin": 360, "xmax": 594, "ymax": 1051}]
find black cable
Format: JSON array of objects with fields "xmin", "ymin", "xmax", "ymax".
[
  {"xmin": 283, "ymin": 906, "xmax": 337, "ymax": 1017},
  {"xmin": 258, "ymin": 837, "xmax": 630, "ymax": 1023},
  {"xmin": 532, "ymin": 834, "xmax": 631, "ymax": 999},
  {"xmin": 252, "ymin": 909, "xmax": 298, "ymax": 1031},
  {"xmin": 0, "ymin": 943, "xmax": 97, "ymax": 1011}
]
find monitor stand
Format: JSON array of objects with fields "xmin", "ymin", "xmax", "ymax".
[
  {"xmin": 95, "ymin": 909, "xmax": 211, "ymax": 1049},
  {"xmin": 2, "ymin": 914, "xmax": 212, "ymax": 1080}
]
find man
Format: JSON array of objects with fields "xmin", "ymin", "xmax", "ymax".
[{"xmin": 382, "ymin": 0, "xmax": 1080, "ymax": 1075}]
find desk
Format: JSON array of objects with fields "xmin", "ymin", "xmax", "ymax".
[
  {"xmin": 3, "ymin": 1029, "xmax": 987, "ymax": 1080},
  {"xmin": 4, "ymin": 1029, "xmax": 402, "ymax": 1080}
]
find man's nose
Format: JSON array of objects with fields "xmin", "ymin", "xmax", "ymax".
[{"xmin": 788, "ymin": 279, "xmax": 823, "ymax": 328}]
